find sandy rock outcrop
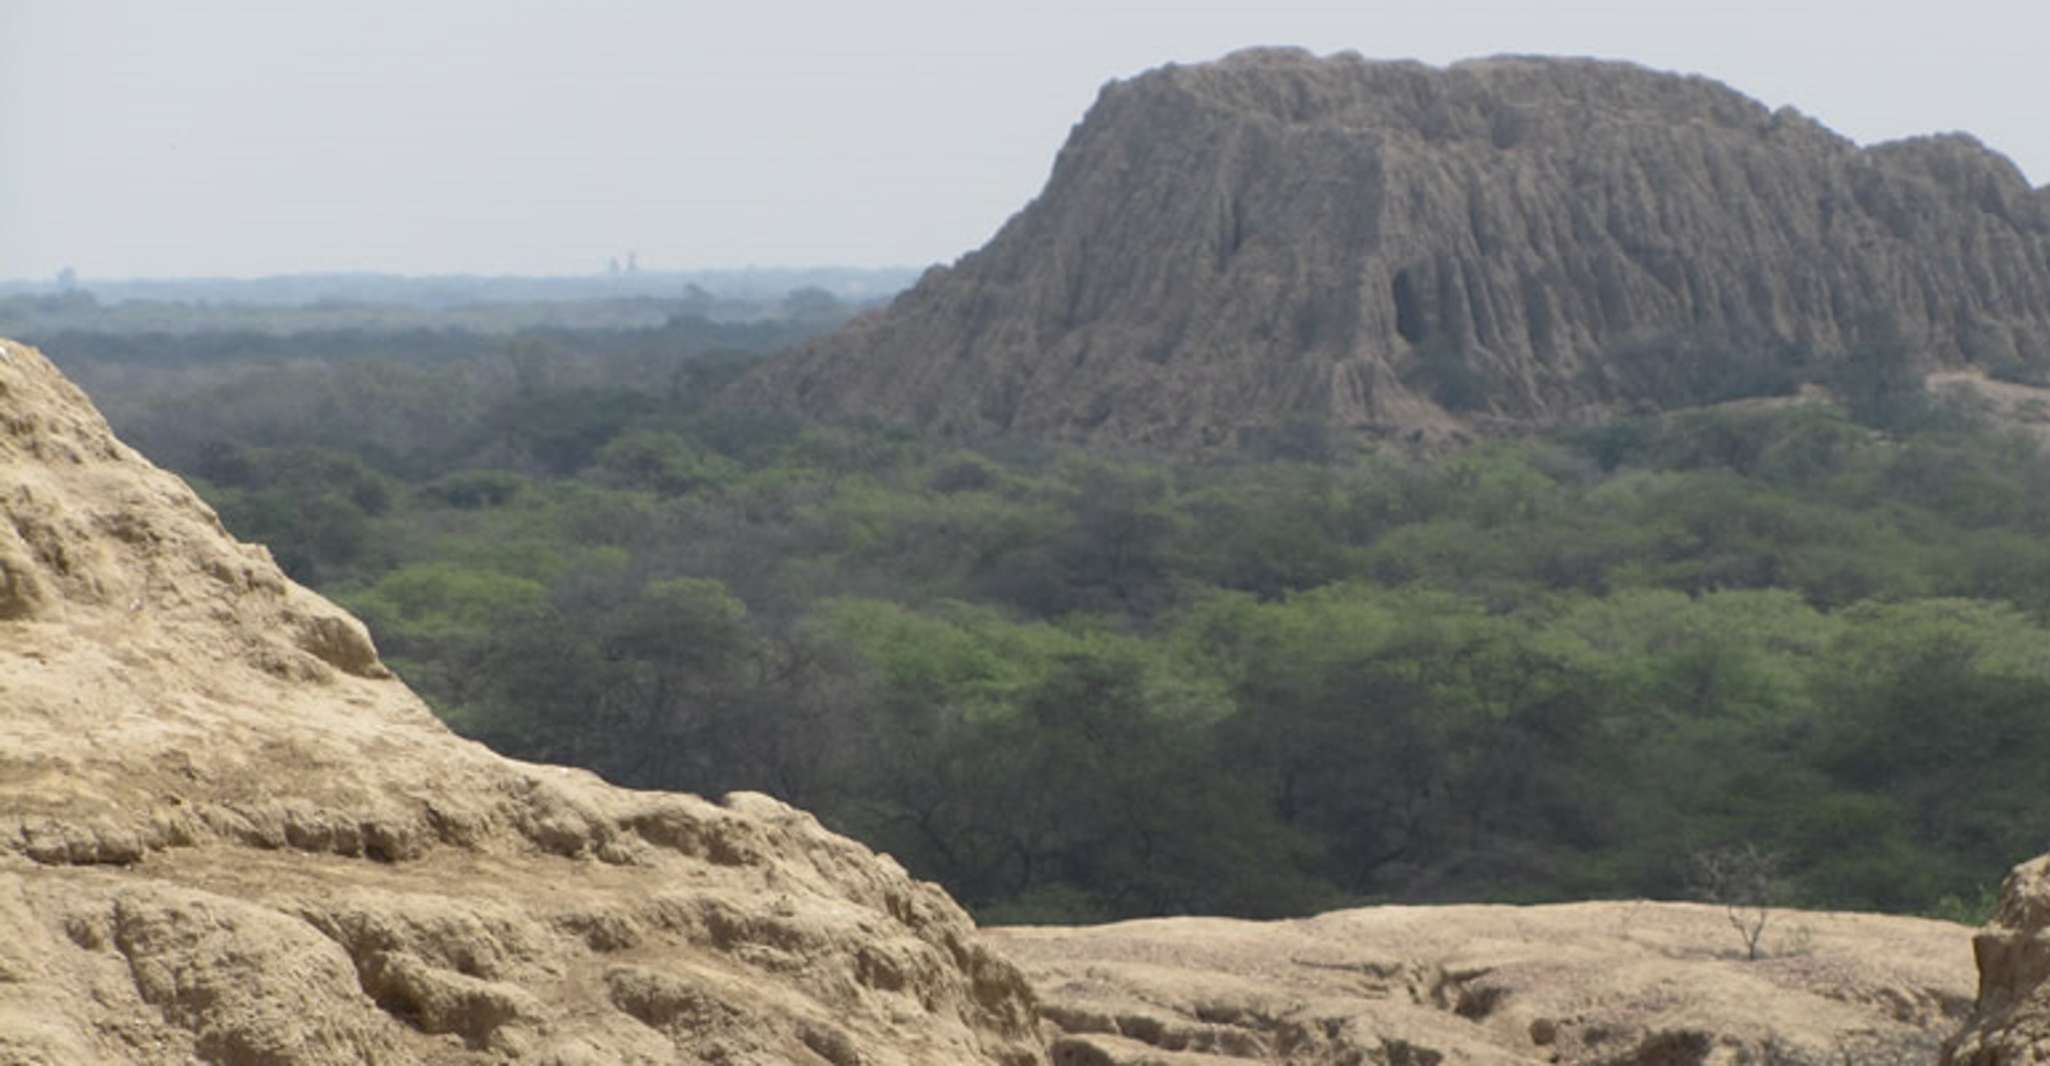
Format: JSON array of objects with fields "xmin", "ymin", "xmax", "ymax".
[
  {"xmin": 742, "ymin": 49, "xmax": 2050, "ymax": 449},
  {"xmin": 990, "ymin": 901, "xmax": 1974, "ymax": 1065},
  {"xmin": 0, "ymin": 335, "xmax": 1043, "ymax": 1064},
  {"xmin": 1944, "ymin": 854, "xmax": 2050, "ymax": 1065}
]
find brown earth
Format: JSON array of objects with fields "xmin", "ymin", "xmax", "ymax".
[
  {"xmin": 740, "ymin": 49, "xmax": 2050, "ymax": 449},
  {"xmin": 0, "ymin": 335, "xmax": 1043, "ymax": 1064},
  {"xmin": 1945, "ymin": 855, "xmax": 2050, "ymax": 1065},
  {"xmin": 991, "ymin": 902, "xmax": 1976, "ymax": 1065},
  {"xmin": 1927, "ymin": 370, "xmax": 2050, "ymax": 443}
]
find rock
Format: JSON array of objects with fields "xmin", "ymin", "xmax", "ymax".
[
  {"xmin": 0, "ymin": 335, "xmax": 1044, "ymax": 1064},
  {"xmin": 1944, "ymin": 854, "xmax": 2050, "ymax": 1065},
  {"xmin": 989, "ymin": 901, "xmax": 1974, "ymax": 1065},
  {"xmin": 739, "ymin": 50, "xmax": 2050, "ymax": 449}
]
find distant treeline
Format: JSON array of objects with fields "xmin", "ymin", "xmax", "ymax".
[
  {"xmin": 0, "ymin": 265, "xmax": 918, "ymax": 308},
  {"xmin": 0, "ymin": 261, "xmax": 913, "ymax": 345},
  {"xmin": 39, "ymin": 322, "xmax": 2050, "ymax": 925},
  {"xmin": 27, "ymin": 316, "xmax": 816, "ymax": 366}
]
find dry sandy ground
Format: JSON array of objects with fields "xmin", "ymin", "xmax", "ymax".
[{"xmin": 991, "ymin": 901, "xmax": 1975, "ymax": 1064}]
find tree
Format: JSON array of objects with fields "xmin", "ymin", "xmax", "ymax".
[
  {"xmin": 461, "ymin": 576, "xmax": 760, "ymax": 793},
  {"xmin": 343, "ymin": 564, "xmax": 548, "ymax": 710},
  {"xmin": 1051, "ymin": 460, "xmax": 1186, "ymax": 613},
  {"xmin": 1830, "ymin": 315, "xmax": 1930, "ymax": 431},
  {"xmin": 782, "ymin": 286, "xmax": 843, "ymax": 324},
  {"xmin": 1689, "ymin": 842, "xmax": 1783, "ymax": 960},
  {"xmin": 593, "ymin": 430, "xmax": 738, "ymax": 496}
]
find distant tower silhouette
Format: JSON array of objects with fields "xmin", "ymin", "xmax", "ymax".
[{"xmin": 627, "ymin": 252, "xmax": 639, "ymax": 274}]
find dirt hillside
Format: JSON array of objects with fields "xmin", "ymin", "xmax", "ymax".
[
  {"xmin": 991, "ymin": 901, "xmax": 1976, "ymax": 1065},
  {"xmin": 1944, "ymin": 854, "xmax": 2050, "ymax": 1065},
  {"xmin": 741, "ymin": 49, "xmax": 2050, "ymax": 449},
  {"xmin": 0, "ymin": 334, "xmax": 1042, "ymax": 1064}
]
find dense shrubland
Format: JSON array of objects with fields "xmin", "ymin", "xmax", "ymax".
[{"xmin": 41, "ymin": 325, "xmax": 2050, "ymax": 924}]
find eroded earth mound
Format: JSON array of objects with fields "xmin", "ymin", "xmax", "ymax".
[
  {"xmin": 744, "ymin": 49, "xmax": 2050, "ymax": 448},
  {"xmin": 0, "ymin": 335, "xmax": 1042, "ymax": 1064},
  {"xmin": 991, "ymin": 902, "xmax": 1976, "ymax": 1065},
  {"xmin": 1945, "ymin": 854, "xmax": 2050, "ymax": 1065}
]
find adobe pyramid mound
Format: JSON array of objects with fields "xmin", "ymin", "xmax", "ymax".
[{"xmin": 744, "ymin": 49, "xmax": 2050, "ymax": 448}]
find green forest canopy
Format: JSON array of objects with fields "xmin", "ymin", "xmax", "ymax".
[{"xmin": 43, "ymin": 322, "xmax": 2050, "ymax": 925}]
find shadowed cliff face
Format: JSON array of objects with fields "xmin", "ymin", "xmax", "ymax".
[{"xmin": 741, "ymin": 49, "xmax": 2050, "ymax": 448}]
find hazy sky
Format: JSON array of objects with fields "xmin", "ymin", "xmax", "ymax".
[{"xmin": 5, "ymin": 0, "xmax": 2046, "ymax": 281}]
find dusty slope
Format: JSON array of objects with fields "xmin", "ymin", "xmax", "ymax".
[
  {"xmin": 742, "ymin": 49, "xmax": 2050, "ymax": 449},
  {"xmin": 991, "ymin": 902, "xmax": 1975, "ymax": 1065},
  {"xmin": 0, "ymin": 334, "xmax": 1043, "ymax": 1064},
  {"xmin": 1945, "ymin": 855, "xmax": 2050, "ymax": 1065}
]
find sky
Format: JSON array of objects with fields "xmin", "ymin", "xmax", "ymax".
[{"xmin": 4, "ymin": 0, "xmax": 2047, "ymax": 281}]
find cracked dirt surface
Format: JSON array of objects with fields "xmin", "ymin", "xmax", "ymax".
[{"xmin": 989, "ymin": 901, "xmax": 1975, "ymax": 1065}]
